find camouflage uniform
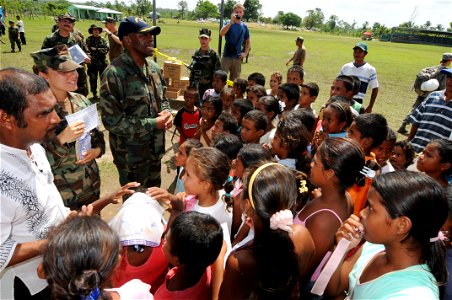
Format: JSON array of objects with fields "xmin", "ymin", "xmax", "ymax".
[
  {"xmin": 42, "ymin": 92, "xmax": 105, "ymax": 209},
  {"xmin": 86, "ymin": 35, "xmax": 109, "ymax": 97},
  {"xmin": 100, "ymin": 51, "xmax": 170, "ymax": 188},
  {"xmin": 8, "ymin": 26, "xmax": 21, "ymax": 52},
  {"xmin": 42, "ymin": 30, "xmax": 89, "ymax": 96},
  {"xmin": 189, "ymin": 47, "xmax": 221, "ymax": 101}
]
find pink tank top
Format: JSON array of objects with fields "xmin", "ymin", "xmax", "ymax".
[{"xmin": 293, "ymin": 208, "xmax": 343, "ymax": 281}]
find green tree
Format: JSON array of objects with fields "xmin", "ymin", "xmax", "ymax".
[
  {"xmin": 243, "ymin": 0, "xmax": 261, "ymax": 22},
  {"xmin": 422, "ymin": 20, "xmax": 432, "ymax": 29},
  {"xmin": 280, "ymin": 12, "xmax": 301, "ymax": 29},
  {"xmin": 272, "ymin": 11, "xmax": 285, "ymax": 24},
  {"xmin": 436, "ymin": 24, "xmax": 444, "ymax": 31},
  {"xmin": 193, "ymin": 0, "xmax": 219, "ymax": 19},
  {"xmin": 221, "ymin": 0, "xmax": 236, "ymax": 18},
  {"xmin": 135, "ymin": 0, "xmax": 152, "ymax": 16},
  {"xmin": 303, "ymin": 8, "xmax": 324, "ymax": 29},
  {"xmin": 177, "ymin": 0, "xmax": 188, "ymax": 19},
  {"xmin": 326, "ymin": 14, "xmax": 338, "ymax": 31}
]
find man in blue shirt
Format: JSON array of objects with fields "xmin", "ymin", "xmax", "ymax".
[{"xmin": 220, "ymin": 3, "xmax": 251, "ymax": 81}]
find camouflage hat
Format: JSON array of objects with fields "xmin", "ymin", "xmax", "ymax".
[
  {"xmin": 58, "ymin": 13, "xmax": 76, "ymax": 22},
  {"xmin": 88, "ymin": 24, "xmax": 103, "ymax": 34},
  {"xmin": 118, "ymin": 16, "xmax": 161, "ymax": 41},
  {"xmin": 102, "ymin": 17, "xmax": 116, "ymax": 24},
  {"xmin": 199, "ymin": 28, "xmax": 211, "ymax": 38},
  {"xmin": 30, "ymin": 45, "xmax": 81, "ymax": 72},
  {"xmin": 442, "ymin": 53, "xmax": 452, "ymax": 62}
]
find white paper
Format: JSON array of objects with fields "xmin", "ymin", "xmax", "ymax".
[
  {"xmin": 68, "ymin": 44, "xmax": 88, "ymax": 64},
  {"xmin": 75, "ymin": 133, "xmax": 92, "ymax": 160},
  {"xmin": 65, "ymin": 103, "xmax": 99, "ymax": 133}
]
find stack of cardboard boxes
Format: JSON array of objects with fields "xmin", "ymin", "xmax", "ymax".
[{"xmin": 163, "ymin": 61, "xmax": 190, "ymax": 99}]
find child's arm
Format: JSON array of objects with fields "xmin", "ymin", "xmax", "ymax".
[
  {"xmin": 325, "ymin": 214, "xmax": 363, "ymax": 297},
  {"xmin": 211, "ymin": 240, "xmax": 227, "ymax": 300},
  {"xmin": 90, "ymin": 182, "xmax": 140, "ymax": 214}
]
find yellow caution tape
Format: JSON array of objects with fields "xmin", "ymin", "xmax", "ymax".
[{"xmin": 154, "ymin": 48, "xmax": 234, "ymax": 87}]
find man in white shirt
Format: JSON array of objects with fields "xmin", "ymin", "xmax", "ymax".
[
  {"xmin": 339, "ymin": 42, "xmax": 379, "ymax": 113},
  {"xmin": 16, "ymin": 15, "xmax": 26, "ymax": 45}
]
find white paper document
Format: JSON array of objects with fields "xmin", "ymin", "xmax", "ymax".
[
  {"xmin": 68, "ymin": 44, "xmax": 88, "ymax": 64},
  {"xmin": 65, "ymin": 103, "xmax": 99, "ymax": 133}
]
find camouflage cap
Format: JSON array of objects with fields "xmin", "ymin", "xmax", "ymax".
[
  {"xmin": 118, "ymin": 16, "xmax": 161, "ymax": 41},
  {"xmin": 30, "ymin": 45, "xmax": 82, "ymax": 72},
  {"xmin": 199, "ymin": 28, "xmax": 211, "ymax": 38},
  {"xmin": 58, "ymin": 13, "xmax": 76, "ymax": 22},
  {"xmin": 102, "ymin": 17, "xmax": 116, "ymax": 24}
]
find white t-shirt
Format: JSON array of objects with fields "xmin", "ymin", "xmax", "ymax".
[
  {"xmin": 17, "ymin": 20, "xmax": 24, "ymax": 33},
  {"xmin": 259, "ymin": 128, "xmax": 276, "ymax": 145},
  {"xmin": 0, "ymin": 143, "xmax": 68, "ymax": 297},
  {"xmin": 339, "ymin": 62, "xmax": 379, "ymax": 101},
  {"xmin": 192, "ymin": 190, "xmax": 232, "ymax": 234}
]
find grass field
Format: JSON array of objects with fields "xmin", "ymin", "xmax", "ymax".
[{"xmin": 1, "ymin": 16, "xmax": 450, "ymax": 130}]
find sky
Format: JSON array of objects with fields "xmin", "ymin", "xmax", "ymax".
[{"xmin": 125, "ymin": 0, "xmax": 452, "ymax": 29}]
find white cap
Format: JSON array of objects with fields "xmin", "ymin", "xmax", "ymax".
[
  {"xmin": 421, "ymin": 79, "xmax": 440, "ymax": 92},
  {"xmin": 109, "ymin": 192, "xmax": 165, "ymax": 247}
]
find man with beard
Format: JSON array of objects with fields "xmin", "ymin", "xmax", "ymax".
[
  {"xmin": 0, "ymin": 68, "xmax": 66, "ymax": 299},
  {"xmin": 100, "ymin": 17, "xmax": 173, "ymax": 189},
  {"xmin": 42, "ymin": 14, "xmax": 91, "ymax": 96}
]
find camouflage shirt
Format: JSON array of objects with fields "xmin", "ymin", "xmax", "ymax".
[
  {"xmin": 86, "ymin": 35, "xmax": 109, "ymax": 64},
  {"xmin": 189, "ymin": 48, "xmax": 221, "ymax": 85},
  {"xmin": 100, "ymin": 51, "xmax": 170, "ymax": 142},
  {"xmin": 41, "ymin": 29, "xmax": 86, "ymax": 52},
  {"xmin": 8, "ymin": 27, "xmax": 19, "ymax": 41},
  {"xmin": 42, "ymin": 92, "xmax": 105, "ymax": 208}
]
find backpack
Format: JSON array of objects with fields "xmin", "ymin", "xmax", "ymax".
[{"xmin": 413, "ymin": 66, "xmax": 441, "ymax": 97}]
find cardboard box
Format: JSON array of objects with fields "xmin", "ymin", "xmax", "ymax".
[
  {"xmin": 163, "ymin": 61, "xmax": 183, "ymax": 79},
  {"xmin": 166, "ymin": 89, "xmax": 181, "ymax": 99}
]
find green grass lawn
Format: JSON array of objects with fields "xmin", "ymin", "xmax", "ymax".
[{"xmin": 1, "ymin": 16, "xmax": 450, "ymax": 132}]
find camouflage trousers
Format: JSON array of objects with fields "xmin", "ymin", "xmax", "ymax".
[
  {"xmin": 76, "ymin": 65, "xmax": 89, "ymax": 97},
  {"xmin": 109, "ymin": 132, "xmax": 165, "ymax": 188},
  {"xmin": 87, "ymin": 62, "xmax": 107, "ymax": 97}
]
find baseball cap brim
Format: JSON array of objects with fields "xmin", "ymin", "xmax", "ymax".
[
  {"xmin": 199, "ymin": 34, "xmax": 210, "ymax": 38},
  {"xmin": 140, "ymin": 25, "xmax": 161, "ymax": 35},
  {"xmin": 58, "ymin": 60, "xmax": 82, "ymax": 72}
]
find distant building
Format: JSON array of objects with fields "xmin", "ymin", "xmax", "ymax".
[{"xmin": 68, "ymin": 4, "xmax": 123, "ymax": 21}]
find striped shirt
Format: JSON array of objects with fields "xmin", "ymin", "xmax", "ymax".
[
  {"xmin": 409, "ymin": 90, "xmax": 452, "ymax": 153},
  {"xmin": 339, "ymin": 62, "xmax": 379, "ymax": 101}
]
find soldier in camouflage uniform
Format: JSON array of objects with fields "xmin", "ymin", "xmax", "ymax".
[
  {"xmin": 8, "ymin": 20, "xmax": 21, "ymax": 52},
  {"xmin": 86, "ymin": 24, "xmax": 109, "ymax": 99},
  {"xmin": 100, "ymin": 17, "xmax": 173, "ymax": 188},
  {"xmin": 189, "ymin": 28, "xmax": 221, "ymax": 103},
  {"xmin": 42, "ymin": 14, "xmax": 90, "ymax": 97},
  {"xmin": 31, "ymin": 45, "xmax": 105, "ymax": 209}
]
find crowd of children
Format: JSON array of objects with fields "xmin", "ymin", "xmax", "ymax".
[{"xmin": 34, "ymin": 46, "xmax": 452, "ymax": 300}]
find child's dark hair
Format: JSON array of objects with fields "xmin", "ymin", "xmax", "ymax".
[
  {"xmin": 372, "ymin": 171, "xmax": 448, "ymax": 290},
  {"xmin": 243, "ymin": 163, "xmax": 299, "ymax": 299},
  {"xmin": 285, "ymin": 108, "xmax": 316, "ymax": 134},
  {"xmin": 232, "ymin": 98, "xmax": 254, "ymax": 120},
  {"xmin": 183, "ymin": 138, "xmax": 203, "ymax": 157},
  {"xmin": 184, "ymin": 86, "xmax": 199, "ymax": 98},
  {"xmin": 429, "ymin": 139, "xmax": 452, "ymax": 179},
  {"xmin": 188, "ymin": 147, "xmax": 233, "ymax": 206},
  {"xmin": 349, "ymin": 75, "xmax": 361, "ymax": 96},
  {"xmin": 213, "ymin": 69, "xmax": 228, "ymax": 83},
  {"xmin": 203, "ymin": 96, "xmax": 223, "ymax": 121},
  {"xmin": 246, "ymin": 84, "xmax": 267, "ymax": 98},
  {"xmin": 217, "ymin": 112, "xmax": 239, "ymax": 133},
  {"xmin": 325, "ymin": 101, "xmax": 353, "ymax": 131},
  {"xmin": 394, "ymin": 140, "xmax": 416, "ymax": 168},
  {"xmin": 301, "ymin": 82, "xmax": 320, "ymax": 97},
  {"xmin": 237, "ymin": 144, "xmax": 272, "ymax": 170},
  {"xmin": 279, "ymin": 83, "xmax": 300, "ymax": 102},
  {"xmin": 43, "ymin": 216, "xmax": 119, "ymax": 300},
  {"xmin": 248, "ymin": 72, "xmax": 266, "ymax": 86},
  {"xmin": 287, "ymin": 65, "xmax": 304, "ymax": 80},
  {"xmin": 212, "ymin": 133, "xmax": 243, "ymax": 161},
  {"xmin": 335, "ymin": 75, "xmax": 354, "ymax": 93},
  {"xmin": 168, "ymin": 211, "xmax": 223, "ymax": 279},
  {"xmin": 233, "ymin": 78, "xmax": 247, "ymax": 94},
  {"xmin": 386, "ymin": 128, "xmax": 397, "ymax": 143},
  {"xmin": 317, "ymin": 138, "xmax": 365, "ymax": 191},
  {"xmin": 257, "ymin": 95, "xmax": 281, "ymax": 120},
  {"xmin": 243, "ymin": 110, "xmax": 268, "ymax": 132},
  {"xmin": 354, "ymin": 113, "xmax": 388, "ymax": 149},
  {"xmin": 276, "ymin": 118, "xmax": 311, "ymax": 173}
]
